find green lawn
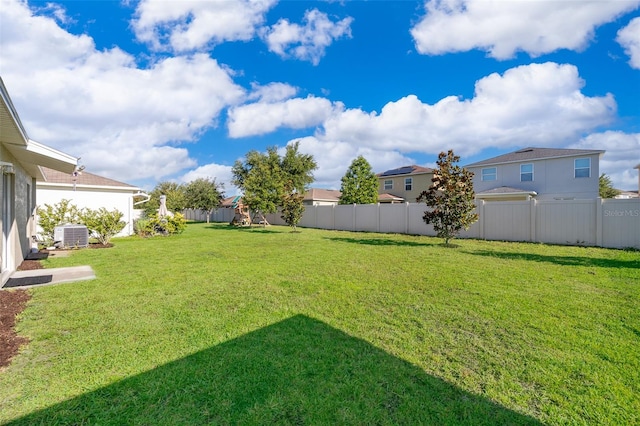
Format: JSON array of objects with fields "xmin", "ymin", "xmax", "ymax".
[{"xmin": 1, "ymin": 223, "xmax": 638, "ymax": 425}]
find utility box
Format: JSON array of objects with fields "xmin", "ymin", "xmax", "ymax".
[{"xmin": 54, "ymin": 225, "xmax": 89, "ymax": 248}]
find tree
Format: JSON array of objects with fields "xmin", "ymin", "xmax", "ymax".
[
  {"xmin": 416, "ymin": 150, "xmax": 478, "ymax": 246},
  {"xmin": 599, "ymin": 173, "xmax": 620, "ymax": 199},
  {"xmin": 232, "ymin": 147, "xmax": 283, "ymax": 225},
  {"xmin": 280, "ymin": 186, "xmax": 305, "ymax": 231},
  {"xmin": 143, "ymin": 182, "xmax": 187, "ymax": 216},
  {"xmin": 232, "ymin": 141, "xmax": 317, "ymax": 226},
  {"xmin": 339, "ymin": 156, "xmax": 379, "ymax": 204},
  {"xmin": 184, "ymin": 177, "xmax": 224, "ymax": 223}
]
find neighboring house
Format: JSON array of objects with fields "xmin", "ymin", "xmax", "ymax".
[
  {"xmin": 377, "ymin": 165, "xmax": 433, "ymax": 203},
  {"xmin": 36, "ymin": 167, "xmax": 144, "ymax": 237},
  {"xmin": 303, "ymin": 188, "xmax": 341, "ymax": 206},
  {"xmin": 1, "ymin": 78, "xmax": 77, "ymax": 284},
  {"xmin": 465, "ymin": 147, "xmax": 604, "ymax": 201}
]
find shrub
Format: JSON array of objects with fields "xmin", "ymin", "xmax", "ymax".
[
  {"xmin": 134, "ymin": 213, "xmax": 187, "ymax": 237},
  {"xmin": 36, "ymin": 199, "xmax": 81, "ymax": 245},
  {"xmin": 78, "ymin": 207, "xmax": 126, "ymax": 245}
]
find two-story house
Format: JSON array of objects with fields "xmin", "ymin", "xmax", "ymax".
[
  {"xmin": 377, "ymin": 165, "xmax": 434, "ymax": 203},
  {"xmin": 465, "ymin": 147, "xmax": 604, "ymax": 201}
]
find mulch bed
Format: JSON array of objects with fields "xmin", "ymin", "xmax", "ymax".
[{"xmin": 0, "ymin": 290, "xmax": 31, "ymax": 368}]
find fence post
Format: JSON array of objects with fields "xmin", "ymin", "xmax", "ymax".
[
  {"xmin": 530, "ymin": 198, "xmax": 537, "ymax": 242},
  {"xmin": 477, "ymin": 199, "xmax": 484, "ymax": 240},
  {"xmin": 377, "ymin": 203, "xmax": 381, "ymax": 233},
  {"xmin": 596, "ymin": 197, "xmax": 603, "ymax": 247},
  {"xmin": 352, "ymin": 203, "xmax": 357, "ymax": 231},
  {"xmin": 405, "ymin": 202, "xmax": 409, "ymax": 235}
]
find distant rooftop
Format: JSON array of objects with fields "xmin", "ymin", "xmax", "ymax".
[
  {"xmin": 465, "ymin": 147, "xmax": 605, "ymax": 168},
  {"xmin": 378, "ymin": 165, "xmax": 433, "ymax": 177}
]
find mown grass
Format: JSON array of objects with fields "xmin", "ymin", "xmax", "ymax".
[{"xmin": 0, "ymin": 223, "xmax": 638, "ymax": 425}]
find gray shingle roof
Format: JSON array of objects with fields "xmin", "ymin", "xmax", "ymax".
[{"xmin": 465, "ymin": 147, "xmax": 605, "ymax": 168}]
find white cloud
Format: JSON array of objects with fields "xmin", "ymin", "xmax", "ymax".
[
  {"xmin": 132, "ymin": 0, "xmax": 277, "ymax": 52},
  {"xmin": 319, "ymin": 63, "xmax": 616, "ymax": 157},
  {"xmin": 570, "ymin": 131, "xmax": 640, "ymax": 191},
  {"xmin": 262, "ymin": 8, "xmax": 353, "ymax": 65},
  {"xmin": 247, "ymin": 82, "xmax": 299, "ymax": 102},
  {"xmin": 411, "ymin": 0, "xmax": 640, "ymax": 59},
  {"xmin": 0, "ymin": 0, "xmax": 245, "ymax": 182},
  {"xmin": 179, "ymin": 163, "xmax": 236, "ymax": 194},
  {"xmin": 617, "ymin": 17, "xmax": 640, "ymax": 69},
  {"xmin": 228, "ymin": 96, "xmax": 338, "ymax": 137}
]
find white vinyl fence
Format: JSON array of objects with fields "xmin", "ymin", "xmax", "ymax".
[{"xmin": 186, "ymin": 198, "xmax": 640, "ymax": 249}]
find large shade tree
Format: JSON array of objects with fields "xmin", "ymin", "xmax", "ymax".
[
  {"xmin": 417, "ymin": 150, "xmax": 478, "ymax": 246},
  {"xmin": 184, "ymin": 177, "xmax": 225, "ymax": 223},
  {"xmin": 339, "ymin": 156, "xmax": 379, "ymax": 204},
  {"xmin": 232, "ymin": 141, "xmax": 316, "ymax": 226}
]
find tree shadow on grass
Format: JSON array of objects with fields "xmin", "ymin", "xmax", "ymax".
[
  {"xmin": 465, "ymin": 250, "xmax": 640, "ymax": 269},
  {"xmin": 6, "ymin": 315, "xmax": 541, "ymax": 425},
  {"xmin": 325, "ymin": 236, "xmax": 436, "ymax": 247}
]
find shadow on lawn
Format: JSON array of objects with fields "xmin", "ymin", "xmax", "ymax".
[
  {"xmin": 6, "ymin": 315, "xmax": 541, "ymax": 425},
  {"xmin": 466, "ymin": 250, "xmax": 639, "ymax": 269},
  {"xmin": 326, "ymin": 236, "xmax": 435, "ymax": 247}
]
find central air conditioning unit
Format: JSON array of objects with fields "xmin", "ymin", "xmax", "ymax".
[{"xmin": 54, "ymin": 225, "xmax": 89, "ymax": 248}]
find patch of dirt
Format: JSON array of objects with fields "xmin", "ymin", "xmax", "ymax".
[{"xmin": 0, "ymin": 290, "xmax": 31, "ymax": 369}]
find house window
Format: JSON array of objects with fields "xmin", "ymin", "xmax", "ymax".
[
  {"xmin": 481, "ymin": 167, "xmax": 497, "ymax": 181},
  {"xmin": 574, "ymin": 158, "xmax": 591, "ymax": 178},
  {"xmin": 384, "ymin": 179, "xmax": 393, "ymax": 190},
  {"xmin": 520, "ymin": 164, "xmax": 533, "ymax": 182},
  {"xmin": 405, "ymin": 177, "xmax": 412, "ymax": 191}
]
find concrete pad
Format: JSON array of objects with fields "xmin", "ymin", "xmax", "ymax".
[{"xmin": 1, "ymin": 265, "xmax": 96, "ymax": 290}]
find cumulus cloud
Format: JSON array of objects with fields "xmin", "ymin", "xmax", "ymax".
[
  {"xmin": 179, "ymin": 163, "xmax": 236, "ymax": 194},
  {"xmin": 132, "ymin": 0, "xmax": 277, "ymax": 52},
  {"xmin": 0, "ymin": 0, "xmax": 244, "ymax": 182},
  {"xmin": 262, "ymin": 9, "xmax": 353, "ymax": 65},
  {"xmin": 411, "ymin": 0, "xmax": 640, "ymax": 59},
  {"xmin": 617, "ymin": 17, "xmax": 640, "ymax": 69},
  {"xmin": 247, "ymin": 82, "xmax": 299, "ymax": 102},
  {"xmin": 570, "ymin": 131, "xmax": 640, "ymax": 191},
  {"xmin": 228, "ymin": 96, "xmax": 338, "ymax": 137},
  {"xmin": 319, "ymin": 63, "xmax": 616, "ymax": 157}
]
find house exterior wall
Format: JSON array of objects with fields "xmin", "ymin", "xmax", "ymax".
[
  {"xmin": 0, "ymin": 147, "xmax": 36, "ymax": 280},
  {"xmin": 36, "ymin": 185, "xmax": 137, "ymax": 237},
  {"xmin": 468, "ymin": 153, "xmax": 601, "ymax": 200},
  {"xmin": 378, "ymin": 172, "xmax": 433, "ymax": 202}
]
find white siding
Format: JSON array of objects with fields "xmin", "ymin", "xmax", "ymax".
[{"xmin": 37, "ymin": 186, "xmax": 137, "ymax": 237}]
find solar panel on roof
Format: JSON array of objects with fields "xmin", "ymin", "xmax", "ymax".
[{"xmin": 380, "ymin": 166, "xmax": 414, "ymax": 176}]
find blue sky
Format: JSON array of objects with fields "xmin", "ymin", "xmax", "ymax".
[{"xmin": 1, "ymin": 0, "xmax": 639, "ymax": 194}]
